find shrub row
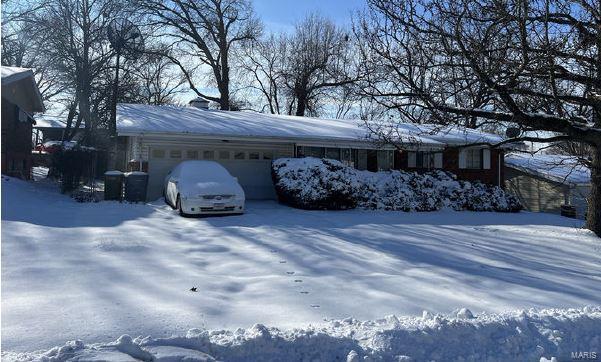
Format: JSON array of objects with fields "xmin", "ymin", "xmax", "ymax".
[{"xmin": 272, "ymin": 157, "xmax": 522, "ymax": 212}]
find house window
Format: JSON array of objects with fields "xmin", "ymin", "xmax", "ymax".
[
  {"xmin": 325, "ymin": 148, "xmax": 341, "ymax": 160},
  {"xmin": 341, "ymin": 148, "xmax": 352, "ymax": 167},
  {"xmin": 298, "ymin": 146, "xmax": 325, "ymax": 158},
  {"xmin": 249, "ymin": 151, "xmax": 260, "ymax": 160},
  {"xmin": 417, "ymin": 152, "xmax": 436, "ymax": 168},
  {"xmin": 377, "ymin": 150, "xmax": 393, "ymax": 171},
  {"xmin": 409, "ymin": 151, "xmax": 443, "ymax": 169},
  {"xmin": 219, "ymin": 150, "xmax": 230, "ymax": 159},
  {"xmin": 263, "ymin": 151, "xmax": 273, "ymax": 160},
  {"xmin": 355, "ymin": 149, "xmax": 368, "ymax": 170},
  {"xmin": 203, "ymin": 150, "xmax": 215, "ymax": 159},
  {"xmin": 152, "ymin": 149, "xmax": 165, "ymax": 159},
  {"xmin": 186, "ymin": 150, "xmax": 198, "ymax": 159},
  {"xmin": 367, "ymin": 150, "xmax": 378, "ymax": 172},
  {"xmin": 234, "ymin": 151, "xmax": 246, "ymax": 160},
  {"xmin": 170, "ymin": 150, "xmax": 182, "ymax": 158},
  {"xmin": 466, "ymin": 149, "xmax": 481, "ymax": 169}
]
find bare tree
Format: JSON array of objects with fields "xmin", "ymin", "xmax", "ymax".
[
  {"xmin": 25, "ymin": 0, "xmax": 122, "ymax": 143},
  {"xmin": 243, "ymin": 14, "xmax": 359, "ymax": 117},
  {"xmin": 2, "ymin": 2, "xmax": 67, "ymax": 103},
  {"xmin": 240, "ymin": 33, "xmax": 288, "ymax": 114},
  {"xmin": 124, "ymin": 53, "xmax": 186, "ymax": 105},
  {"xmin": 356, "ymin": 0, "xmax": 601, "ymax": 235},
  {"xmin": 283, "ymin": 14, "xmax": 358, "ymax": 116},
  {"xmin": 136, "ymin": 0, "xmax": 262, "ymax": 110}
]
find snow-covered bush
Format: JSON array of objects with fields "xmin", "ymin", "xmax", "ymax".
[
  {"xmin": 271, "ymin": 157, "xmax": 360, "ymax": 209},
  {"xmin": 272, "ymin": 157, "xmax": 522, "ymax": 212}
]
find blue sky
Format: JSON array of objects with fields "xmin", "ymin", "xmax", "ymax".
[{"xmin": 253, "ymin": 0, "xmax": 367, "ymax": 33}]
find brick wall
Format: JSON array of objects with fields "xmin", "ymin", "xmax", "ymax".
[
  {"xmin": 393, "ymin": 147, "xmax": 504, "ymax": 187},
  {"xmin": 1, "ymin": 98, "xmax": 33, "ymax": 179}
]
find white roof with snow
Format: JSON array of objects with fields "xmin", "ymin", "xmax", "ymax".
[
  {"xmin": 116, "ymin": 103, "xmax": 506, "ymax": 147},
  {"xmin": 34, "ymin": 114, "xmax": 85, "ymax": 129},
  {"xmin": 1, "ymin": 66, "xmax": 34, "ymax": 85},
  {"xmin": 505, "ymin": 153, "xmax": 590, "ymax": 185},
  {"xmin": 1, "ymin": 66, "xmax": 44, "ymax": 113}
]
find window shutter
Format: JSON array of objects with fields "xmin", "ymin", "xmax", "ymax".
[
  {"xmin": 434, "ymin": 152, "xmax": 443, "ymax": 168},
  {"xmin": 482, "ymin": 148, "xmax": 491, "ymax": 169},
  {"xmin": 458, "ymin": 150, "xmax": 467, "ymax": 169},
  {"xmin": 408, "ymin": 152, "xmax": 416, "ymax": 168}
]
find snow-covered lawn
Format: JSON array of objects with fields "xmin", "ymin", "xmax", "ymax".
[{"xmin": 2, "ymin": 176, "xmax": 600, "ymax": 359}]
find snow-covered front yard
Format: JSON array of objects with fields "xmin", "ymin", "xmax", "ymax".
[{"xmin": 2, "ymin": 176, "xmax": 600, "ymax": 360}]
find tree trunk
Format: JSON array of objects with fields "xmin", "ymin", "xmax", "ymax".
[
  {"xmin": 295, "ymin": 90, "xmax": 307, "ymax": 116},
  {"xmin": 586, "ymin": 144, "xmax": 601, "ymax": 237}
]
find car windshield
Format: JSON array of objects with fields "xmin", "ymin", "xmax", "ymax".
[{"xmin": 179, "ymin": 161, "xmax": 232, "ymax": 182}]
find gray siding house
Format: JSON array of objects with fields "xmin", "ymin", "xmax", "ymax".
[{"xmin": 505, "ymin": 153, "xmax": 590, "ymax": 218}]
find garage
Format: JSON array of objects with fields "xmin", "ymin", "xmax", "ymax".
[{"xmin": 142, "ymin": 140, "xmax": 295, "ymax": 200}]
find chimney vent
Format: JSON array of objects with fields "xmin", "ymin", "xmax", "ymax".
[{"xmin": 189, "ymin": 97, "xmax": 210, "ymax": 110}]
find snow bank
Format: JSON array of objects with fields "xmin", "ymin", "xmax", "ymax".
[
  {"xmin": 273, "ymin": 157, "xmax": 522, "ymax": 212},
  {"xmin": 5, "ymin": 307, "xmax": 600, "ymax": 362}
]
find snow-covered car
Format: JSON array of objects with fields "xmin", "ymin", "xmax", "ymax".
[
  {"xmin": 163, "ymin": 160, "xmax": 245, "ymax": 216},
  {"xmin": 34, "ymin": 140, "xmax": 78, "ymax": 154}
]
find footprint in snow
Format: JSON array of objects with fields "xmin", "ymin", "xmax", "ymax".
[
  {"xmin": 294, "ymin": 279, "xmax": 303, "ymax": 283},
  {"xmin": 279, "ymin": 260, "xmax": 287, "ymax": 264},
  {"xmin": 310, "ymin": 304, "xmax": 320, "ymax": 308},
  {"xmin": 270, "ymin": 250, "xmax": 278, "ymax": 253},
  {"xmin": 300, "ymin": 291, "xmax": 309, "ymax": 294},
  {"xmin": 286, "ymin": 271, "xmax": 295, "ymax": 275}
]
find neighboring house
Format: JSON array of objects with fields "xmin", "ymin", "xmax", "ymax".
[
  {"xmin": 505, "ymin": 153, "xmax": 590, "ymax": 218},
  {"xmin": 33, "ymin": 115, "xmax": 85, "ymax": 144},
  {"xmin": 116, "ymin": 101, "xmax": 513, "ymax": 200},
  {"xmin": 1, "ymin": 67, "xmax": 45, "ymax": 179}
]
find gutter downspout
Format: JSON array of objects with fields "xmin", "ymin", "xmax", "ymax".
[{"xmin": 498, "ymin": 152, "xmax": 501, "ymax": 187}]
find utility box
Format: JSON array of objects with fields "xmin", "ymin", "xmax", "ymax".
[
  {"xmin": 104, "ymin": 171, "xmax": 124, "ymax": 201},
  {"xmin": 560, "ymin": 204, "xmax": 577, "ymax": 218},
  {"xmin": 124, "ymin": 172, "xmax": 148, "ymax": 202}
]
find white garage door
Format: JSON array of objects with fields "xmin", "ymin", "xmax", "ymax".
[{"xmin": 146, "ymin": 146, "xmax": 291, "ymax": 201}]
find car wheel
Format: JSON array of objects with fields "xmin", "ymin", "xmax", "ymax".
[
  {"xmin": 164, "ymin": 189, "xmax": 173, "ymax": 208},
  {"xmin": 176, "ymin": 195, "xmax": 188, "ymax": 217}
]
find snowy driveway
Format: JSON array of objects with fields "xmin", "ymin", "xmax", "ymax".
[{"xmin": 2, "ymin": 177, "xmax": 600, "ymax": 352}]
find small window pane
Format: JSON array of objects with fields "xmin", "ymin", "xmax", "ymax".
[
  {"xmin": 234, "ymin": 151, "xmax": 245, "ymax": 160},
  {"xmin": 325, "ymin": 148, "xmax": 341, "ymax": 160},
  {"xmin": 170, "ymin": 150, "xmax": 181, "ymax": 158},
  {"xmin": 219, "ymin": 150, "xmax": 230, "ymax": 159},
  {"xmin": 186, "ymin": 150, "xmax": 198, "ymax": 159},
  {"xmin": 466, "ymin": 149, "xmax": 481, "ymax": 169},
  {"xmin": 203, "ymin": 150, "xmax": 215, "ymax": 159},
  {"xmin": 356, "ymin": 149, "xmax": 367, "ymax": 170},
  {"xmin": 152, "ymin": 149, "xmax": 165, "ymax": 159},
  {"xmin": 263, "ymin": 151, "xmax": 273, "ymax": 160},
  {"xmin": 303, "ymin": 146, "xmax": 325, "ymax": 158},
  {"xmin": 249, "ymin": 151, "xmax": 260, "ymax": 160},
  {"xmin": 377, "ymin": 150, "xmax": 393, "ymax": 171}
]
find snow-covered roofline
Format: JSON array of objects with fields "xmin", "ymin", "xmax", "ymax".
[
  {"xmin": 505, "ymin": 153, "xmax": 590, "ymax": 185},
  {"xmin": 1, "ymin": 66, "xmax": 45, "ymax": 113},
  {"xmin": 116, "ymin": 103, "xmax": 508, "ymax": 148},
  {"xmin": 1, "ymin": 66, "xmax": 34, "ymax": 85}
]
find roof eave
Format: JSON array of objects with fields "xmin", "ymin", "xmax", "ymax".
[{"xmin": 116, "ymin": 130, "xmax": 445, "ymax": 148}]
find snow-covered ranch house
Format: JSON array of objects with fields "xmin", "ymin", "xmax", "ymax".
[{"xmin": 117, "ymin": 100, "xmax": 512, "ymax": 201}]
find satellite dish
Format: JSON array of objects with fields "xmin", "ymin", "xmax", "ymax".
[
  {"xmin": 505, "ymin": 127, "xmax": 520, "ymax": 138},
  {"xmin": 107, "ymin": 18, "xmax": 144, "ymax": 59}
]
